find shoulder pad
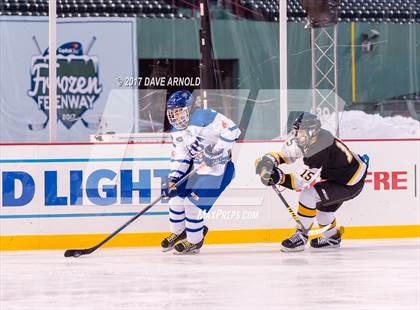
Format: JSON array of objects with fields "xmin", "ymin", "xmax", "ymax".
[
  {"xmin": 189, "ymin": 108, "xmax": 218, "ymax": 128},
  {"xmin": 280, "ymin": 137, "xmax": 303, "ymax": 163},
  {"xmin": 305, "ymin": 129, "xmax": 334, "ymax": 157}
]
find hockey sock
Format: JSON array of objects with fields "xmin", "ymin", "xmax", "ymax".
[
  {"xmin": 316, "ymin": 211, "xmax": 337, "ymax": 238},
  {"xmin": 297, "ymin": 202, "xmax": 317, "ymax": 229},
  {"xmin": 185, "ymin": 199, "xmax": 205, "ymax": 244},
  {"xmin": 297, "ymin": 187, "xmax": 321, "ymax": 229},
  {"xmin": 169, "ymin": 196, "xmax": 186, "ymax": 235}
]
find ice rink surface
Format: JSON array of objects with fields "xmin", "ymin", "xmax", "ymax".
[{"xmin": 1, "ymin": 238, "xmax": 419, "ymax": 310}]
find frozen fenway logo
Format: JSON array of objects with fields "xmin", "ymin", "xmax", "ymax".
[{"xmin": 27, "ymin": 38, "xmax": 102, "ymax": 130}]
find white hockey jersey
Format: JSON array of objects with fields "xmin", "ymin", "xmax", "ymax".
[{"xmin": 169, "ymin": 108, "xmax": 241, "ymax": 177}]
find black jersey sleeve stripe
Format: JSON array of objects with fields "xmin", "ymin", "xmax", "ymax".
[{"xmin": 279, "ymin": 174, "xmax": 295, "ymax": 190}]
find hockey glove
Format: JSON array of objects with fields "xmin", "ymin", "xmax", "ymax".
[
  {"xmin": 186, "ymin": 138, "xmax": 204, "ymax": 159},
  {"xmin": 203, "ymin": 145, "xmax": 225, "ymax": 167},
  {"xmin": 259, "ymin": 167, "xmax": 283, "ymax": 186},
  {"xmin": 161, "ymin": 177, "xmax": 179, "ymax": 199},
  {"xmin": 255, "ymin": 154, "xmax": 277, "ymax": 175}
]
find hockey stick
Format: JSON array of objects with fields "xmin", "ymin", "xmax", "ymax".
[
  {"xmin": 32, "ymin": 35, "xmax": 43, "ymax": 54},
  {"xmin": 80, "ymin": 117, "xmax": 100, "ymax": 129},
  {"xmin": 271, "ymin": 185, "xmax": 332, "ymax": 236},
  {"xmin": 85, "ymin": 36, "xmax": 97, "ymax": 55},
  {"xmin": 64, "ymin": 165, "xmax": 203, "ymax": 258}
]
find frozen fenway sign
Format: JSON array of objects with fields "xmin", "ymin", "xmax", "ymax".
[{"xmin": 27, "ymin": 39, "xmax": 102, "ymax": 130}]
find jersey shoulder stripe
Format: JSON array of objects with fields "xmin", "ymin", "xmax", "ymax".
[
  {"xmin": 189, "ymin": 108, "xmax": 217, "ymax": 128},
  {"xmin": 219, "ymin": 135, "xmax": 237, "ymax": 143}
]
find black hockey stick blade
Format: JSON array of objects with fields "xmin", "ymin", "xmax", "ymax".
[
  {"xmin": 64, "ymin": 247, "xmax": 97, "ymax": 258},
  {"xmin": 81, "ymin": 117, "xmax": 100, "ymax": 129},
  {"xmin": 63, "ymin": 198, "xmax": 158, "ymax": 258},
  {"xmin": 64, "ymin": 165, "xmax": 203, "ymax": 258}
]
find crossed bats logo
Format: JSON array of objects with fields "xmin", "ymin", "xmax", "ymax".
[{"xmin": 27, "ymin": 36, "xmax": 103, "ymax": 130}]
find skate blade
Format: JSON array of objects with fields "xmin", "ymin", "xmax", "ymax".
[
  {"xmin": 162, "ymin": 238, "xmax": 187, "ymax": 252},
  {"xmin": 161, "ymin": 246, "xmax": 174, "ymax": 252},
  {"xmin": 280, "ymin": 245, "xmax": 306, "ymax": 252},
  {"xmin": 173, "ymin": 249, "xmax": 200, "ymax": 255},
  {"xmin": 310, "ymin": 244, "xmax": 341, "ymax": 250}
]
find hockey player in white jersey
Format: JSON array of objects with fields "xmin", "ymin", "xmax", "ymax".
[{"xmin": 160, "ymin": 90, "xmax": 241, "ymax": 255}]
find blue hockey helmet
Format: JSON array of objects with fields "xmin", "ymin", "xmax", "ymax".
[
  {"xmin": 292, "ymin": 112, "xmax": 321, "ymax": 147},
  {"xmin": 166, "ymin": 90, "xmax": 194, "ymax": 130}
]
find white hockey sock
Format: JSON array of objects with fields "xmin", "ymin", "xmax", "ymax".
[
  {"xmin": 185, "ymin": 199, "xmax": 204, "ymax": 244},
  {"xmin": 297, "ymin": 206, "xmax": 316, "ymax": 230},
  {"xmin": 297, "ymin": 187, "xmax": 319, "ymax": 231},
  {"xmin": 316, "ymin": 211, "xmax": 337, "ymax": 238},
  {"xmin": 169, "ymin": 196, "xmax": 186, "ymax": 235}
]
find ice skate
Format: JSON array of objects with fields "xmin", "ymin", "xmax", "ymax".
[
  {"xmin": 161, "ymin": 230, "xmax": 187, "ymax": 252},
  {"xmin": 174, "ymin": 226, "xmax": 208, "ymax": 255},
  {"xmin": 310, "ymin": 226, "xmax": 345, "ymax": 249},
  {"xmin": 281, "ymin": 229, "xmax": 308, "ymax": 252}
]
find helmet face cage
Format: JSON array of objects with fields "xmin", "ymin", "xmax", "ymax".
[
  {"xmin": 167, "ymin": 106, "xmax": 191, "ymax": 130},
  {"xmin": 293, "ymin": 126, "xmax": 320, "ymax": 147},
  {"xmin": 166, "ymin": 90, "xmax": 194, "ymax": 130},
  {"xmin": 292, "ymin": 113, "xmax": 321, "ymax": 147},
  {"xmin": 293, "ymin": 128, "xmax": 310, "ymax": 146}
]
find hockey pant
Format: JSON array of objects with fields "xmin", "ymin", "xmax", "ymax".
[
  {"xmin": 168, "ymin": 161, "xmax": 235, "ymax": 244},
  {"xmin": 296, "ymin": 173, "xmax": 367, "ymax": 238}
]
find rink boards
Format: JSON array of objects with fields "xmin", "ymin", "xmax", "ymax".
[{"xmin": 0, "ymin": 139, "xmax": 419, "ymax": 250}]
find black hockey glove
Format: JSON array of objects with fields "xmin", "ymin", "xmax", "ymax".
[
  {"xmin": 203, "ymin": 145, "xmax": 224, "ymax": 167},
  {"xmin": 259, "ymin": 167, "xmax": 283, "ymax": 186},
  {"xmin": 255, "ymin": 154, "xmax": 277, "ymax": 175},
  {"xmin": 161, "ymin": 177, "xmax": 179, "ymax": 199}
]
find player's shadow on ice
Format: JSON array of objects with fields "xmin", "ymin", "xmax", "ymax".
[
  {"xmin": 197, "ymin": 243, "xmax": 419, "ymax": 257},
  {"xmin": 335, "ymin": 244, "xmax": 419, "ymax": 252}
]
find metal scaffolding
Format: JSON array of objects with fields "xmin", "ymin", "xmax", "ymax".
[{"xmin": 311, "ymin": 25, "xmax": 340, "ymax": 136}]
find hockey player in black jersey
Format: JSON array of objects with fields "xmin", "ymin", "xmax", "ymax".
[{"xmin": 255, "ymin": 112, "xmax": 369, "ymax": 252}]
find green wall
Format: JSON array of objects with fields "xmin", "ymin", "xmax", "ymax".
[
  {"xmin": 137, "ymin": 19, "xmax": 419, "ymax": 138},
  {"xmin": 287, "ymin": 22, "xmax": 420, "ymax": 105},
  {"xmin": 138, "ymin": 19, "xmax": 419, "ymax": 105},
  {"xmin": 138, "ymin": 19, "xmax": 280, "ymax": 91},
  {"xmin": 353, "ymin": 23, "xmax": 419, "ymax": 103},
  {"xmin": 137, "ymin": 19, "xmax": 281, "ymax": 139}
]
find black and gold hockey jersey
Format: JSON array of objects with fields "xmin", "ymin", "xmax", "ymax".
[
  {"xmin": 302, "ymin": 129, "xmax": 367, "ymax": 186},
  {"xmin": 266, "ymin": 129, "xmax": 368, "ymax": 190}
]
